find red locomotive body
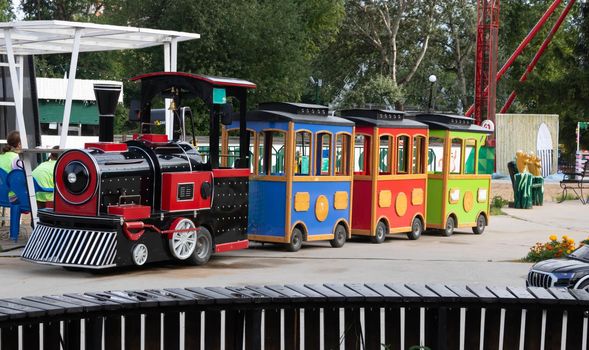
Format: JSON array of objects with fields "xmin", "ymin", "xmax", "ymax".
[{"xmin": 22, "ymin": 72, "xmax": 255, "ymax": 268}]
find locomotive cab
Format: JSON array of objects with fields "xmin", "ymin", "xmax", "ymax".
[{"xmin": 22, "ymin": 72, "xmax": 256, "ymax": 269}]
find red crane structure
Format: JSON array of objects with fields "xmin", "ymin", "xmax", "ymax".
[{"xmin": 467, "ymin": 0, "xmax": 575, "ymax": 127}]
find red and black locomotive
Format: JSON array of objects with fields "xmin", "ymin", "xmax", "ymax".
[{"xmin": 22, "ymin": 72, "xmax": 255, "ymax": 269}]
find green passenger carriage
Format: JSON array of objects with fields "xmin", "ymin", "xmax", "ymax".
[{"xmin": 414, "ymin": 113, "xmax": 492, "ymax": 236}]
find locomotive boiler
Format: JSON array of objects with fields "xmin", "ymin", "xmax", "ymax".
[{"xmin": 22, "ymin": 72, "xmax": 256, "ymax": 268}]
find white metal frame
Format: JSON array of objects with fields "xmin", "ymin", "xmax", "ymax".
[{"xmin": 0, "ymin": 21, "xmax": 200, "ymax": 223}]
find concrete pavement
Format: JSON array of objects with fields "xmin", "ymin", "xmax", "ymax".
[{"xmin": 0, "ymin": 201, "xmax": 586, "ymax": 298}]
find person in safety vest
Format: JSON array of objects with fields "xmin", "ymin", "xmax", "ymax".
[
  {"xmin": 0, "ymin": 131, "xmax": 23, "ymax": 202},
  {"xmin": 32, "ymin": 146, "xmax": 58, "ymax": 208}
]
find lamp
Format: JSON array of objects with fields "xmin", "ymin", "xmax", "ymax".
[{"xmin": 427, "ymin": 75, "xmax": 437, "ymax": 112}]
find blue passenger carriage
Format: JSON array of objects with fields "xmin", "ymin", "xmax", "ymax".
[{"xmin": 225, "ymin": 102, "xmax": 355, "ymax": 251}]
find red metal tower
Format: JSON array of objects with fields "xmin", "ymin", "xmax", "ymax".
[{"xmin": 474, "ymin": 0, "xmax": 500, "ymax": 128}]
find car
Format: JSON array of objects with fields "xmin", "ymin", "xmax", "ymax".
[{"xmin": 527, "ymin": 245, "xmax": 589, "ymax": 289}]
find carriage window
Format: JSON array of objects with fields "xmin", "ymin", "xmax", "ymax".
[
  {"xmin": 464, "ymin": 139, "xmax": 477, "ymax": 174},
  {"xmin": 316, "ymin": 133, "xmax": 332, "ymax": 175},
  {"xmin": 379, "ymin": 135, "xmax": 393, "ymax": 175},
  {"xmin": 258, "ymin": 130, "xmax": 286, "ymax": 176},
  {"xmin": 335, "ymin": 134, "xmax": 351, "ymax": 176},
  {"xmin": 412, "ymin": 136, "xmax": 426, "ymax": 174},
  {"xmin": 450, "ymin": 138, "xmax": 463, "ymax": 174},
  {"xmin": 354, "ymin": 135, "xmax": 371, "ymax": 175},
  {"xmin": 295, "ymin": 131, "xmax": 311, "ymax": 175},
  {"xmin": 428, "ymin": 137, "xmax": 445, "ymax": 174},
  {"xmin": 397, "ymin": 136, "xmax": 410, "ymax": 174},
  {"xmin": 226, "ymin": 129, "xmax": 255, "ymax": 172}
]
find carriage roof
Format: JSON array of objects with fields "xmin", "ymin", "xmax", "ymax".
[
  {"xmin": 339, "ymin": 109, "xmax": 427, "ymax": 129},
  {"xmin": 245, "ymin": 102, "xmax": 354, "ymax": 127},
  {"xmin": 409, "ymin": 113, "xmax": 492, "ymax": 134}
]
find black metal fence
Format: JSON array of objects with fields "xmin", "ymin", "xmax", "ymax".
[{"xmin": 0, "ymin": 283, "xmax": 588, "ymax": 350}]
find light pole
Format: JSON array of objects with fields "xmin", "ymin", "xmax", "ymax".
[
  {"xmin": 427, "ymin": 74, "xmax": 437, "ymax": 112},
  {"xmin": 310, "ymin": 76, "xmax": 323, "ymax": 104}
]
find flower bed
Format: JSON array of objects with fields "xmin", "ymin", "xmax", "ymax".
[{"xmin": 523, "ymin": 235, "xmax": 577, "ymax": 262}]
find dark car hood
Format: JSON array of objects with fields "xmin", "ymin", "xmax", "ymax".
[{"xmin": 533, "ymin": 258, "xmax": 589, "ymax": 273}]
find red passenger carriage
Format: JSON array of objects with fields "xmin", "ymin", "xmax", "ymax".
[{"xmin": 340, "ymin": 109, "xmax": 429, "ymax": 243}]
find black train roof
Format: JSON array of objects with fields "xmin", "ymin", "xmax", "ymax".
[
  {"xmin": 244, "ymin": 102, "xmax": 354, "ymax": 126},
  {"xmin": 339, "ymin": 109, "xmax": 427, "ymax": 129},
  {"xmin": 407, "ymin": 112, "xmax": 492, "ymax": 134}
]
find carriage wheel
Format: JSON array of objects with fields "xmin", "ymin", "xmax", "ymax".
[
  {"xmin": 371, "ymin": 221, "xmax": 387, "ymax": 244},
  {"xmin": 168, "ymin": 218, "xmax": 198, "ymax": 261},
  {"xmin": 442, "ymin": 216, "xmax": 455, "ymax": 237},
  {"xmin": 407, "ymin": 217, "xmax": 423, "ymax": 240},
  {"xmin": 132, "ymin": 244, "xmax": 148, "ymax": 266},
  {"xmin": 472, "ymin": 214, "xmax": 487, "ymax": 235},
  {"xmin": 186, "ymin": 226, "xmax": 213, "ymax": 266},
  {"xmin": 286, "ymin": 228, "xmax": 303, "ymax": 252},
  {"xmin": 330, "ymin": 224, "xmax": 347, "ymax": 248}
]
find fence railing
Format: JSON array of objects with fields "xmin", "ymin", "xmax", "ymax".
[{"xmin": 0, "ymin": 283, "xmax": 588, "ymax": 350}]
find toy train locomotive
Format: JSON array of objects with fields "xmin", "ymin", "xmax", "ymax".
[{"xmin": 22, "ymin": 71, "xmax": 492, "ymax": 269}]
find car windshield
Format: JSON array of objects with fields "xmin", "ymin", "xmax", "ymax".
[{"xmin": 569, "ymin": 245, "xmax": 589, "ymax": 261}]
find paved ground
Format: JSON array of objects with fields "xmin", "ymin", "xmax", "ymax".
[{"xmin": 0, "ymin": 201, "xmax": 586, "ymax": 298}]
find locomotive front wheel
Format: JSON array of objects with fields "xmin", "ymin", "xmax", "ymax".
[
  {"xmin": 330, "ymin": 224, "xmax": 347, "ymax": 248},
  {"xmin": 287, "ymin": 228, "xmax": 303, "ymax": 252},
  {"xmin": 472, "ymin": 214, "xmax": 487, "ymax": 235},
  {"xmin": 186, "ymin": 226, "xmax": 213, "ymax": 266},
  {"xmin": 371, "ymin": 221, "xmax": 387, "ymax": 244},
  {"xmin": 168, "ymin": 218, "xmax": 198, "ymax": 261},
  {"xmin": 407, "ymin": 217, "xmax": 423, "ymax": 240},
  {"xmin": 442, "ymin": 216, "xmax": 455, "ymax": 237}
]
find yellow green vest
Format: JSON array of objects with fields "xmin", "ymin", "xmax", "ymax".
[
  {"xmin": 32, "ymin": 159, "xmax": 56, "ymax": 202},
  {"xmin": 0, "ymin": 151, "xmax": 19, "ymax": 197}
]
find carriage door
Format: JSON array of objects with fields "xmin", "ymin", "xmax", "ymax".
[{"xmin": 536, "ymin": 123, "xmax": 553, "ymax": 177}]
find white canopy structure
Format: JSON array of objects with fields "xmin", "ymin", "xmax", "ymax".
[{"xmin": 0, "ymin": 20, "xmax": 200, "ymax": 223}]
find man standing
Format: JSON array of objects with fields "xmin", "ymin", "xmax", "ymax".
[{"xmin": 32, "ymin": 146, "xmax": 58, "ymax": 208}]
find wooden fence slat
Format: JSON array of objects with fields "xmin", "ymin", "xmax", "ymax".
[
  {"xmin": 204, "ymin": 310, "xmax": 221, "ymax": 350},
  {"xmin": 43, "ymin": 320, "xmax": 61, "ymax": 350},
  {"xmin": 1, "ymin": 325, "xmax": 19, "ymax": 350},
  {"xmin": 545, "ymin": 309, "xmax": 563, "ymax": 350},
  {"xmin": 245, "ymin": 309, "xmax": 262, "ymax": 350},
  {"xmin": 324, "ymin": 307, "xmax": 340, "ymax": 350},
  {"xmin": 304, "ymin": 307, "xmax": 320, "ymax": 350},
  {"xmin": 104, "ymin": 315, "xmax": 122, "ymax": 350},
  {"xmin": 224, "ymin": 310, "xmax": 244, "ymax": 350},
  {"xmin": 65, "ymin": 319, "xmax": 81, "ymax": 350},
  {"xmin": 446, "ymin": 307, "xmax": 461, "ymax": 350},
  {"xmin": 284, "ymin": 308, "xmax": 300, "ymax": 350},
  {"xmin": 482, "ymin": 307, "xmax": 501, "ymax": 350},
  {"xmin": 344, "ymin": 307, "xmax": 361, "ymax": 350},
  {"xmin": 163, "ymin": 311, "xmax": 180, "ymax": 350},
  {"xmin": 404, "ymin": 306, "xmax": 421, "ymax": 350},
  {"xmin": 84, "ymin": 317, "xmax": 103, "ymax": 350},
  {"xmin": 124, "ymin": 314, "xmax": 141, "ymax": 350},
  {"xmin": 144, "ymin": 312, "xmax": 161, "ymax": 350},
  {"xmin": 503, "ymin": 308, "xmax": 522, "ymax": 349},
  {"xmin": 425, "ymin": 307, "xmax": 448, "ymax": 350},
  {"xmin": 184, "ymin": 309, "xmax": 202, "ymax": 350},
  {"xmin": 22, "ymin": 323, "xmax": 39, "ymax": 350},
  {"xmin": 384, "ymin": 307, "xmax": 401, "ymax": 350},
  {"xmin": 364, "ymin": 306, "xmax": 381, "ymax": 350},
  {"xmin": 565, "ymin": 309, "xmax": 585, "ymax": 350},
  {"xmin": 264, "ymin": 309, "xmax": 281, "ymax": 350},
  {"xmin": 524, "ymin": 308, "xmax": 542, "ymax": 350},
  {"xmin": 464, "ymin": 307, "xmax": 482, "ymax": 350}
]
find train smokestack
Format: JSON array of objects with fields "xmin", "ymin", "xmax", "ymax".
[{"xmin": 94, "ymin": 84, "xmax": 122, "ymax": 142}]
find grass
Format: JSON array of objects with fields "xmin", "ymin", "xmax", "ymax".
[
  {"xmin": 490, "ymin": 195, "xmax": 509, "ymax": 216},
  {"xmin": 554, "ymin": 192, "xmax": 580, "ymax": 202}
]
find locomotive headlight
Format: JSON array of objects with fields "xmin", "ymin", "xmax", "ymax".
[
  {"xmin": 62, "ymin": 161, "xmax": 90, "ymax": 195},
  {"xmin": 67, "ymin": 173, "xmax": 77, "ymax": 184}
]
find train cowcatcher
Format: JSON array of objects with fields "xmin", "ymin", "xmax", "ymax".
[{"xmin": 22, "ymin": 72, "xmax": 256, "ymax": 269}]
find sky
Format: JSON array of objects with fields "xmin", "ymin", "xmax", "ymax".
[{"xmin": 11, "ymin": 0, "xmax": 23, "ymax": 20}]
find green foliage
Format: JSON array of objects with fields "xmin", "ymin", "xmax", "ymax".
[
  {"xmin": 490, "ymin": 195, "xmax": 509, "ymax": 215},
  {"xmin": 339, "ymin": 74, "xmax": 405, "ymax": 109}
]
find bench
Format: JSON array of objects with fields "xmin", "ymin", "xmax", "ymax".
[{"xmin": 560, "ymin": 160, "xmax": 589, "ymax": 204}]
